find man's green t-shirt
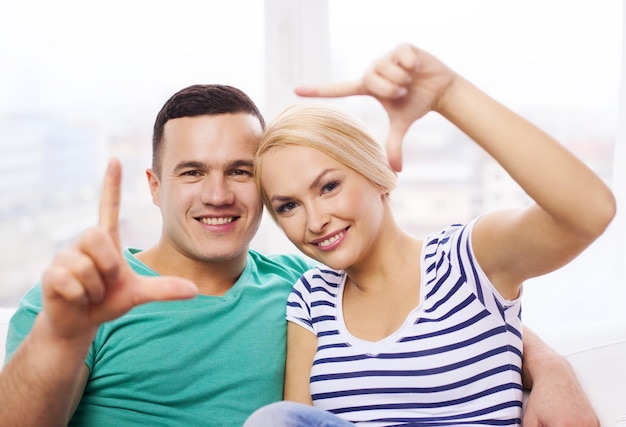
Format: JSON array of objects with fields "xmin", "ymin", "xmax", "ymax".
[{"xmin": 6, "ymin": 248, "xmax": 312, "ymax": 426}]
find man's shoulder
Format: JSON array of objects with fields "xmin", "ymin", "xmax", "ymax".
[{"xmin": 248, "ymin": 250, "xmax": 315, "ymax": 278}]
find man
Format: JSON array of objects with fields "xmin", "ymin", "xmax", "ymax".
[{"xmin": 0, "ymin": 84, "xmax": 597, "ymax": 426}]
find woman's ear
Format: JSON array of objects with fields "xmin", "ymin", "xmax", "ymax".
[{"xmin": 377, "ymin": 184, "xmax": 391, "ymax": 200}]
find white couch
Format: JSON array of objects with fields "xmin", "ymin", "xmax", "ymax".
[
  {"xmin": 0, "ymin": 307, "xmax": 13, "ymax": 367},
  {"xmin": 1, "ymin": 307, "xmax": 625, "ymax": 425},
  {"xmin": 533, "ymin": 320, "xmax": 626, "ymax": 426}
]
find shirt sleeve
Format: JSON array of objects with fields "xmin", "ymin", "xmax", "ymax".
[
  {"xmin": 285, "ymin": 273, "xmax": 315, "ymax": 334},
  {"xmin": 5, "ymin": 283, "xmax": 97, "ymax": 371},
  {"xmin": 4, "ymin": 284, "xmax": 41, "ymax": 363}
]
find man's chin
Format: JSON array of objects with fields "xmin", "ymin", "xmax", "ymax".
[{"xmin": 196, "ymin": 246, "xmax": 249, "ymax": 264}]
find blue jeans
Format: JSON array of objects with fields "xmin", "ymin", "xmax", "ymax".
[{"xmin": 243, "ymin": 401, "xmax": 354, "ymax": 427}]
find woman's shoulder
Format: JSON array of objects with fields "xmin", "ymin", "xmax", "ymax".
[
  {"xmin": 424, "ymin": 223, "xmax": 465, "ymax": 246},
  {"xmin": 301, "ymin": 263, "xmax": 343, "ymax": 279},
  {"xmin": 296, "ymin": 264, "xmax": 345, "ymax": 293}
]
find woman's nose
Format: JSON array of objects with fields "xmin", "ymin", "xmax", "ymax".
[{"xmin": 306, "ymin": 205, "xmax": 330, "ymax": 234}]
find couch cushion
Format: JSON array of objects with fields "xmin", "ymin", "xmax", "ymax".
[{"xmin": 537, "ymin": 320, "xmax": 626, "ymax": 427}]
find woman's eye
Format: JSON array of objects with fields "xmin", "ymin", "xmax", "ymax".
[
  {"xmin": 321, "ymin": 181, "xmax": 339, "ymax": 194},
  {"xmin": 275, "ymin": 202, "xmax": 298, "ymax": 214}
]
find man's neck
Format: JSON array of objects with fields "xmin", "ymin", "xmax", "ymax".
[{"xmin": 135, "ymin": 245, "xmax": 248, "ymax": 296}]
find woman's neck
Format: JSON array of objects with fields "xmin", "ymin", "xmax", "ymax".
[{"xmin": 345, "ymin": 223, "xmax": 421, "ymax": 293}]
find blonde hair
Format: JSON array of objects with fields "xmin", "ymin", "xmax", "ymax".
[{"xmin": 255, "ymin": 103, "xmax": 397, "ymax": 221}]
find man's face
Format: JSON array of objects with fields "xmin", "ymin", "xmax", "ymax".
[{"xmin": 148, "ymin": 113, "xmax": 264, "ymax": 264}]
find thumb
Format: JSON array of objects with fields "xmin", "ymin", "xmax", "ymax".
[
  {"xmin": 385, "ymin": 119, "xmax": 411, "ymax": 172},
  {"xmin": 131, "ymin": 276, "xmax": 198, "ymax": 306}
]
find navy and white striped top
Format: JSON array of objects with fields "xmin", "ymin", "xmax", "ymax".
[{"xmin": 286, "ymin": 221, "xmax": 523, "ymax": 426}]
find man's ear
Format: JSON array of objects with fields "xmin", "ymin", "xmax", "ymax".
[{"xmin": 146, "ymin": 168, "xmax": 161, "ymax": 207}]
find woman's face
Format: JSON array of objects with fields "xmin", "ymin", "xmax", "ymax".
[{"xmin": 259, "ymin": 145, "xmax": 388, "ymax": 270}]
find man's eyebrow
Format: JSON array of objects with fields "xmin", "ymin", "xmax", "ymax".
[
  {"xmin": 228, "ymin": 159, "xmax": 254, "ymax": 169},
  {"xmin": 173, "ymin": 161, "xmax": 206, "ymax": 173},
  {"xmin": 172, "ymin": 159, "xmax": 254, "ymax": 173}
]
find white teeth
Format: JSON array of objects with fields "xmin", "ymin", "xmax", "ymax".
[
  {"xmin": 317, "ymin": 231, "xmax": 344, "ymax": 247},
  {"xmin": 200, "ymin": 217, "xmax": 234, "ymax": 225}
]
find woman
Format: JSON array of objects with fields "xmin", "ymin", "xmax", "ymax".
[{"xmin": 248, "ymin": 43, "xmax": 615, "ymax": 426}]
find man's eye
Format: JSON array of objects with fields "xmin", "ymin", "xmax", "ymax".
[
  {"xmin": 230, "ymin": 169, "xmax": 253, "ymax": 177},
  {"xmin": 182, "ymin": 170, "xmax": 201, "ymax": 177}
]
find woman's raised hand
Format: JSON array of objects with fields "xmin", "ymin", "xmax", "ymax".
[{"xmin": 295, "ymin": 43, "xmax": 457, "ymax": 171}]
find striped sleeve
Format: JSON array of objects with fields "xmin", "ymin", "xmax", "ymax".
[
  {"xmin": 286, "ymin": 266, "xmax": 345, "ymax": 335},
  {"xmin": 286, "ymin": 273, "xmax": 315, "ymax": 333}
]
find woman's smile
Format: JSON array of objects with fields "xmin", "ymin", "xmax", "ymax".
[{"xmin": 310, "ymin": 227, "xmax": 349, "ymax": 251}]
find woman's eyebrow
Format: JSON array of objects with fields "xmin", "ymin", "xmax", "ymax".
[
  {"xmin": 269, "ymin": 169, "xmax": 337, "ymax": 203},
  {"xmin": 309, "ymin": 169, "xmax": 336, "ymax": 190}
]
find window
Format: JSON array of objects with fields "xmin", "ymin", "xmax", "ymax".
[
  {"xmin": 262, "ymin": 0, "xmax": 623, "ymax": 330},
  {"xmin": 324, "ymin": 0, "xmax": 623, "ymax": 329},
  {"xmin": 1, "ymin": 0, "xmax": 623, "ymax": 332},
  {"xmin": 0, "ymin": 0, "xmax": 265, "ymax": 305}
]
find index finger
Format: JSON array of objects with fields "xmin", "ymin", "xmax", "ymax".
[
  {"xmin": 98, "ymin": 158, "xmax": 122, "ymax": 248},
  {"xmin": 294, "ymin": 80, "xmax": 364, "ymax": 98}
]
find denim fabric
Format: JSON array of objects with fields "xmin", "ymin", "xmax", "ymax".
[{"xmin": 243, "ymin": 401, "xmax": 354, "ymax": 427}]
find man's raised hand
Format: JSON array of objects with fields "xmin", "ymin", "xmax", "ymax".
[{"xmin": 40, "ymin": 158, "xmax": 197, "ymax": 340}]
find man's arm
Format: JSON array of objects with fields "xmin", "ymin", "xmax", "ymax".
[
  {"xmin": 0, "ymin": 158, "xmax": 197, "ymax": 427},
  {"xmin": 0, "ymin": 315, "xmax": 92, "ymax": 426},
  {"xmin": 522, "ymin": 326, "xmax": 599, "ymax": 427}
]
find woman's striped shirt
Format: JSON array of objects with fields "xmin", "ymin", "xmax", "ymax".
[{"xmin": 286, "ymin": 221, "xmax": 523, "ymax": 426}]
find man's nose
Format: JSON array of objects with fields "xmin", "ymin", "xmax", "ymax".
[{"xmin": 201, "ymin": 175, "xmax": 235, "ymax": 206}]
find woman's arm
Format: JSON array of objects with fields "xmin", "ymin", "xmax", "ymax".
[
  {"xmin": 295, "ymin": 42, "xmax": 615, "ymax": 298},
  {"xmin": 434, "ymin": 72, "xmax": 615, "ymax": 297},
  {"xmin": 284, "ymin": 322, "xmax": 317, "ymax": 404}
]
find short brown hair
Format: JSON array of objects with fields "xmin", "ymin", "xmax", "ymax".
[{"xmin": 151, "ymin": 84, "xmax": 265, "ymax": 177}]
